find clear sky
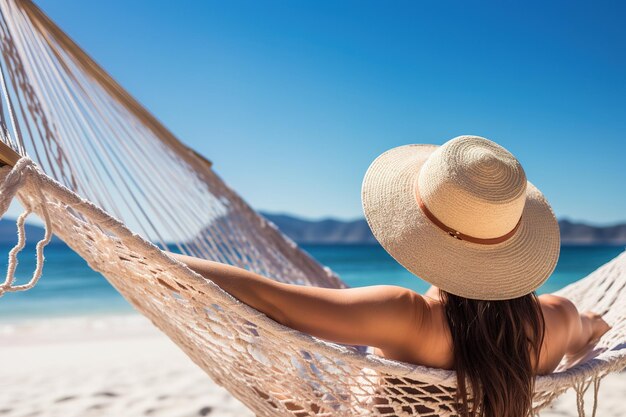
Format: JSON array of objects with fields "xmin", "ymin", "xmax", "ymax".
[{"xmin": 32, "ymin": 0, "xmax": 626, "ymax": 225}]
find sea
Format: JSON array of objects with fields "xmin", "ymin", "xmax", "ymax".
[{"xmin": 0, "ymin": 242, "xmax": 623, "ymax": 321}]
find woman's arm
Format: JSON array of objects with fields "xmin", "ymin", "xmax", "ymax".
[
  {"xmin": 541, "ymin": 295, "xmax": 611, "ymax": 357},
  {"xmin": 562, "ymin": 305, "xmax": 611, "ymax": 357},
  {"xmin": 168, "ymin": 253, "xmax": 424, "ymax": 350}
]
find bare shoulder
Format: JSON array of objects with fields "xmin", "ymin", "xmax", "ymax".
[
  {"xmin": 375, "ymin": 286, "xmax": 427, "ymax": 327},
  {"xmin": 367, "ymin": 287, "xmax": 430, "ymax": 357},
  {"xmin": 538, "ymin": 294, "xmax": 578, "ymax": 320},
  {"xmin": 533, "ymin": 294, "xmax": 580, "ymax": 373},
  {"xmin": 538, "ymin": 293, "xmax": 573, "ymax": 306},
  {"xmin": 373, "ymin": 286, "xmax": 428, "ymax": 337},
  {"xmin": 371, "ymin": 285, "xmax": 426, "ymax": 305}
]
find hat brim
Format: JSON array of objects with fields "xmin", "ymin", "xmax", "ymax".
[{"xmin": 361, "ymin": 144, "xmax": 560, "ymax": 300}]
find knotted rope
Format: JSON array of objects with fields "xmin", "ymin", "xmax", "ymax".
[{"xmin": 0, "ymin": 158, "xmax": 52, "ymax": 297}]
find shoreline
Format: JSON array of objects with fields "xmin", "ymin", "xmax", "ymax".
[{"xmin": 0, "ymin": 313, "xmax": 623, "ymax": 417}]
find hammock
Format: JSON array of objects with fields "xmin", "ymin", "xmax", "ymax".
[{"xmin": 0, "ymin": 1, "xmax": 624, "ymax": 416}]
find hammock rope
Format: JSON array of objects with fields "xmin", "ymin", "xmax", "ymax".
[
  {"xmin": 0, "ymin": 1, "xmax": 624, "ymax": 416},
  {"xmin": 0, "ymin": 160, "xmax": 52, "ymax": 296}
]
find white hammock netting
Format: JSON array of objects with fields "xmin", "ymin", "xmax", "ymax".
[{"xmin": 0, "ymin": 1, "xmax": 624, "ymax": 416}]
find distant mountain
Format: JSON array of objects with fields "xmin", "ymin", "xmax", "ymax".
[
  {"xmin": 261, "ymin": 213, "xmax": 377, "ymax": 244},
  {"xmin": 1, "ymin": 215, "xmax": 624, "ymax": 247},
  {"xmin": 558, "ymin": 219, "xmax": 626, "ymax": 245},
  {"xmin": 261, "ymin": 212, "xmax": 626, "ymax": 246}
]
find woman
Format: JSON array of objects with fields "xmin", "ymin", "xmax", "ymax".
[{"xmin": 171, "ymin": 136, "xmax": 610, "ymax": 417}]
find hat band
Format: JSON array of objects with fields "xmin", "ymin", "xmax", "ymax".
[{"xmin": 415, "ymin": 186, "xmax": 522, "ymax": 245}]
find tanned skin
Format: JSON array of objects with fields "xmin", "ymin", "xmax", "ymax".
[{"xmin": 170, "ymin": 253, "xmax": 610, "ymax": 376}]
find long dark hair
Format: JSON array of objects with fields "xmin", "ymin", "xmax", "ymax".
[{"xmin": 440, "ymin": 289, "xmax": 545, "ymax": 417}]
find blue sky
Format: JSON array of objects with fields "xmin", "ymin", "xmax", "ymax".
[{"xmin": 33, "ymin": 0, "xmax": 626, "ymax": 225}]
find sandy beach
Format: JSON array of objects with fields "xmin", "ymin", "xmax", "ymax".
[{"xmin": 0, "ymin": 314, "xmax": 623, "ymax": 417}]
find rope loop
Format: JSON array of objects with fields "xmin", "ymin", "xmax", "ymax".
[{"xmin": 0, "ymin": 159, "xmax": 52, "ymax": 297}]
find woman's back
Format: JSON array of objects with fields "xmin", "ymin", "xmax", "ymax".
[{"xmin": 372, "ymin": 291, "xmax": 610, "ymax": 375}]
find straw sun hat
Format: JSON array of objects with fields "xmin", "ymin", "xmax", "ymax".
[{"xmin": 361, "ymin": 135, "xmax": 560, "ymax": 300}]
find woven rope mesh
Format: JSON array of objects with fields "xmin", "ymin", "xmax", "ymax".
[{"xmin": 0, "ymin": 1, "xmax": 625, "ymax": 416}]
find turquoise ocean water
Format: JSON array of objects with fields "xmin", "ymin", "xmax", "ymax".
[{"xmin": 0, "ymin": 242, "xmax": 623, "ymax": 321}]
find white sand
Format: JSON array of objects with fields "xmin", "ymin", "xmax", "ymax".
[{"xmin": 0, "ymin": 314, "xmax": 623, "ymax": 417}]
